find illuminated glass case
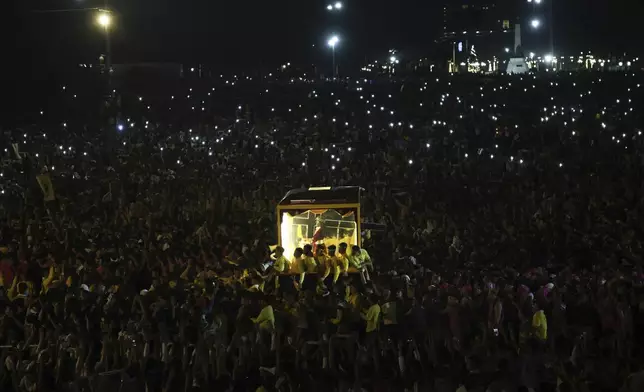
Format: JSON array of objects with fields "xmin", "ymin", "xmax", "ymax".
[{"xmin": 277, "ymin": 187, "xmax": 362, "ymax": 261}]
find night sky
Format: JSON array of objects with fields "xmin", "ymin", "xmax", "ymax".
[{"xmin": 4, "ymin": 0, "xmax": 643, "ymax": 76}]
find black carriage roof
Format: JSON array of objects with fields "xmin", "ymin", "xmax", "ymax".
[{"xmin": 278, "ymin": 186, "xmax": 363, "ymax": 206}]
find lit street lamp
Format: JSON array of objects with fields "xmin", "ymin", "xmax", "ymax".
[
  {"xmin": 504, "ymin": 47, "xmax": 510, "ymax": 53},
  {"xmin": 95, "ymin": 10, "xmax": 114, "ymax": 76},
  {"xmin": 529, "ymin": 0, "xmax": 554, "ymax": 55},
  {"xmin": 327, "ymin": 2, "xmax": 342, "ymax": 11},
  {"xmin": 389, "ymin": 55, "xmax": 399, "ymax": 75},
  {"xmin": 97, "ymin": 11, "xmax": 111, "ymax": 27},
  {"xmin": 328, "ymin": 35, "xmax": 339, "ymax": 78},
  {"xmin": 32, "ymin": 7, "xmax": 115, "ymax": 75}
]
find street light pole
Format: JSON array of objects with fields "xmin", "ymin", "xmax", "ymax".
[
  {"xmin": 548, "ymin": 0, "xmax": 554, "ymax": 56},
  {"xmin": 529, "ymin": 0, "xmax": 554, "ymax": 57},
  {"xmin": 33, "ymin": 6, "xmax": 114, "ymax": 72},
  {"xmin": 327, "ymin": 35, "xmax": 339, "ymax": 79},
  {"xmin": 104, "ymin": 19, "xmax": 112, "ymax": 74},
  {"xmin": 332, "ymin": 45, "xmax": 336, "ymax": 78},
  {"xmin": 96, "ymin": 10, "xmax": 113, "ymax": 77},
  {"xmin": 104, "ymin": 0, "xmax": 111, "ymax": 75}
]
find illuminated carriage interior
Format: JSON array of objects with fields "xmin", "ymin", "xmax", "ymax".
[{"xmin": 277, "ymin": 187, "xmax": 362, "ymax": 265}]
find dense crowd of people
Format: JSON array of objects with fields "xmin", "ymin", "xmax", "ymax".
[{"xmin": 1, "ymin": 66, "xmax": 644, "ymax": 392}]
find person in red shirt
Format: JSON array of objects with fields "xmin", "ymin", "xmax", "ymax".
[
  {"xmin": 0, "ymin": 257, "xmax": 14, "ymax": 287},
  {"xmin": 311, "ymin": 217, "xmax": 326, "ymax": 255}
]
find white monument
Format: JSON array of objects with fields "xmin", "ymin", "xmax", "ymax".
[
  {"xmin": 507, "ymin": 58, "xmax": 529, "ymax": 74},
  {"xmin": 506, "ymin": 23, "xmax": 528, "ymax": 74}
]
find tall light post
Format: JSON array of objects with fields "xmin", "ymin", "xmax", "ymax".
[
  {"xmin": 33, "ymin": 7, "xmax": 115, "ymax": 73},
  {"xmin": 548, "ymin": 0, "xmax": 554, "ymax": 58},
  {"xmin": 96, "ymin": 10, "xmax": 113, "ymax": 75},
  {"xmin": 389, "ymin": 55, "xmax": 399, "ymax": 74},
  {"xmin": 328, "ymin": 35, "xmax": 339, "ymax": 78},
  {"xmin": 529, "ymin": 0, "xmax": 554, "ymax": 62},
  {"xmin": 31, "ymin": 6, "xmax": 117, "ymax": 155},
  {"xmin": 94, "ymin": 8, "xmax": 115, "ymax": 155}
]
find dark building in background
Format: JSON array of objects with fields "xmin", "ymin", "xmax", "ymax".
[
  {"xmin": 439, "ymin": 0, "xmax": 519, "ymax": 67},
  {"xmin": 442, "ymin": 0, "xmax": 518, "ymax": 37}
]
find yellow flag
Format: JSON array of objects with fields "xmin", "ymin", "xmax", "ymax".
[{"xmin": 36, "ymin": 175, "xmax": 56, "ymax": 201}]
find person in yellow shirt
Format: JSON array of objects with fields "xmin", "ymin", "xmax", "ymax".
[
  {"xmin": 532, "ymin": 303, "xmax": 548, "ymax": 341},
  {"xmin": 315, "ymin": 245, "xmax": 332, "ymax": 295},
  {"xmin": 272, "ymin": 247, "xmax": 288, "ymax": 274},
  {"xmin": 362, "ymin": 296, "xmax": 381, "ymax": 333},
  {"xmin": 316, "ymin": 245, "xmax": 332, "ymax": 280},
  {"xmin": 271, "ymin": 246, "xmax": 288, "ymax": 291},
  {"xmin": 290, "ymin": 248, "xmax": 306, "ymax": 288},
  {"xmin": 324, "ymin": 245, "xmax": 337, "ymax": 283},
  {"xmin": 351, "ymin": 245, "xmax": 372, "ymax": 269},
  {"xmin": 345, "ymin": 284, "xmax": 360, "ymax": 309},
  {"xmin": 251, "ymin": 297, "xmax": 275, "ymax": 331},
  {"xmin": 361, "ymin": 295, "xmax": 381, "ymax": 368},
  {"xmin": 180, "ymin": 262, "xmax": 194, "ymax": 281},
  {"xmin": 2, "ymin": 276, "xmax": 30, "ymax": 301},
  {"xmin": 251, "ymin": 296, "xmax": 276, "ymax": 352},
  {"xmin": 247, "ymin": 277, "xmax": 266, "ymax": 293},
  {"xmin": 295, "ymin": 245, "xmax": 317, "ymax": 290},
  {"xmin": 349, "ymin": 245, "xmax": 372, "ymax": 283},
  {"xmin": 41, "ymin": 264, "xmax": 59, "ymax": 295},
  {"xmin": 324, "ymin": 245, "xmax": 340, "ymax": 284},
  {"xmin": 335, "ymin": 244, "xmax": 350, "ymax": 283},
  {"xmin": 302, "ymin": 245, "xmax": 318, "ymax": 273},
  {"xmin": 348, "ymin": 247, "xmax": 362, "ymax": 269}
]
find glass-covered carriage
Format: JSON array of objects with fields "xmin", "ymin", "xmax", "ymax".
[{"xmin": 277, "ymin": 186, "xmax": 362, "ymax": 263}]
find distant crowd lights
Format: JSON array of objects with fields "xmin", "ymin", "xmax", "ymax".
[{"xmin": 448, "ymin": 50, "xmax": 638, "ymax": 75}]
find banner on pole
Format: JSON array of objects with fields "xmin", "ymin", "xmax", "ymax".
[
  {"xmin": 36, "ymin": 175, "xmax": 56, "ymax": 201},
  {"xmin": 11, "ymin": 143, "xmax": 22, "ymax": 161}
]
